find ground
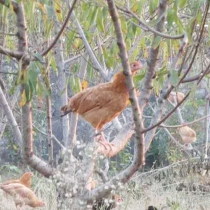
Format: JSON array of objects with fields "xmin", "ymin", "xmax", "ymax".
[{"xmin": 0, "ymin": 163, "xmax": 210, "ymax": 210}]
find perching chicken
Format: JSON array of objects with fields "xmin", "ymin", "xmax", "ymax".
[
  {"xmin": 0, "ymin": 183, "xmax": 45, "ymax": 208},
  {"xmin": 178, "ymin": 125, "xmax": 196, "ymax": 144},
  {"xmin": 1, "ymin": 172, "xmax": 33, "ymax": 188},
  {"xmin": 61, "ymin": 61, "xmax": 143, "ymax": 148},
  {"xmin": 168, "ymin": 91, "xmax": 185, "ymax": 104}
]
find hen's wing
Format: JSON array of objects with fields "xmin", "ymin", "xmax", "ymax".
[
  {"xmin": 1, "ymin": 179, "xmax": 19, "ymax": 185},
  {"xmin": 76, "ymin": 85, "xmax": 128, "ymax": 129},
  {"xmin": 61, "ymin": 83, "xmax": 110, "ymax": 115},
  {"xmin": 76, "ymin": 84, "xmax": 128, "ymax": 114}
]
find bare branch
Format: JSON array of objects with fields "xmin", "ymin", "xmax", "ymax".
[
  {"xmin": 160, "ymin": 114, "xmax": 210, "ymax": 128},
  {"xmin": 0, "ymin": 71, "xmax": 18, "ymax": 75},
  {"xmin": 143, "ymin": 26, "xmax": 188, "ymax": 137},
  {"xmin": 0, "ymin": 45, "xmax": 23, "ymax": 59},
  {"xmin": 0, "ymin": 86, "xmax": 22, "ymax": 146},
  {"xmin": 139, "ymin": 0, "xmax": 168, "ymax": 110},
  {"xmin": 179, "ymin": 1, "xmax": 209, "ymax": 85},
  {"xmin": 67, "ymin": 55, "xmax": 88, "ymax": 148},
  {"xmin": 107, "ymin": 0, "xmax": 144, "ymax": 162},
  {"xmin": 27, "ymin": 155, "xmax": 54, "ymax": 177},
  {"xmin": 181, "ymin": 70, "xmax": 210, "ymax": 83},
  {"xmin": 95, "ymin": 169, "xmax": 109, "ymax": 183},
  {"xmin": 64, "ymin": 36, "xmax": 112, "ymax": 66},
  {"xmin": 71, "ymin": 12, "xmax": 108, "ymax": 81},
  {"xmin": 33, "ymin": 124, "xmax": 66, "ymax": 151},
  {"xmin": 204, "ymin": 95, "xmax": 210, "ymax": 158}
]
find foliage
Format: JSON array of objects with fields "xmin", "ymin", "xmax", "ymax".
[{"xmin": 0, "ymin": 0, "xmax": 210, "ymax": 208}]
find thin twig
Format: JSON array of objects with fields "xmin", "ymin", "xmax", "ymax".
[
  {"xmin": 41, "ymin": 0, "xmax": 78, "ymax": 56},
  {"xmin": 72, "ymin": 12, "xmax": 108, "ymax": 81},
  {"xmin": 117, "ymin": 6, "xmax": 184, "ymax": 40},
  {"xmin": 0, "ymin": 45, "xmax": 23, "ymax": 59},
  {"xmin": 160, "ymin": 114, "xmax": 210, "ymax": 128},
  {"xmin": 0, "ymin": 71, "xmax": 18, "ymax": 75},
  {"xmin": 178, "ymin": 1, "xmax": 209, "ymax": 85},
  {"xmin": 33, "ymin": 124, "xmax": 66, "ymax": 151}
]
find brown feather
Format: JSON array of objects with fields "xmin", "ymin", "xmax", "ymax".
[
  {"xmin": 0, "ymin": 183, "xmax": 45, "ymax": 208},
  {"xmin": 178, "ymin": 126, "xmax": 196, "ymax": 144},
  {"xmin": 1, "ymin": 172, "xmax": 33, "ymax": 188}
]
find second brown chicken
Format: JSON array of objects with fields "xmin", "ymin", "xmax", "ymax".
[{"xmin": 1, "ymin": 172, "xmax": 33, "ymax": 188}]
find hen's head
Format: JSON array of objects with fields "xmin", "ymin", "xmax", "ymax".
[
  {"xmin": 38, "ymin": 201, "xmax": 45, "ymax": 207},
  {"xmin": 130, "ymin": 61, "xmax": 143, "ymax": 75},
  {"xmin": 21, "ymin": 172, "xmax": 33, "ymax": 180},
  {"xmin": 26, "ymin": 172, "xmax": 33, "ymax": 177}
]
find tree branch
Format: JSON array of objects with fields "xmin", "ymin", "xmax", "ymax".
[
  {"xmin": 160, "ymin": 114, "xmax": 210, "ymax": 128},
  {"xmin": 117, "ymin": 6, "xmax": 184, "ymax": 40},
  {"xmin": 0, "ymin": 45, "xmax": 23, "ymax": 59},
  {"xmin": 5, "ymin": 1, "xmax": 55, "ymax": 176},
  {"xmin": 0, "ymin": 86, "xmax": 22, "ymax": 146},
  {"xmin": 107, "ymin": 0, "xmax": 145, "ymax": 163},
  {"xmin": 178, "ymin": 0, "xmax": 209, "ymax": 85},
  {"xmin": 139, "ymin": 0, "xmax": 168, "ymax": 110},
  {"xmin": 71, "ymin": 12, "xmax": 109, "ymax": 81},
  {"xmin": 41, "ymin": 0, "xmax": 78, "ymax": 56}
]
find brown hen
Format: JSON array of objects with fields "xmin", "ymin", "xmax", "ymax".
[
  {"xmin": 1, "ymin": 172, "xmax": 33, "ymax": 188},
  {"xmin": 0, "ymin": 183, "xmax": 45, "ymax": 208},
  {"xmin": 178, "ymin": 125, "xmax": 196, "ymax": 144},
  {"xmin": 61, "ymin": 61, "xmax": 143, "ymax": 148},
  {"xmin": 168, "ymin": 91, "xmax": 185, "ymax": 104}
]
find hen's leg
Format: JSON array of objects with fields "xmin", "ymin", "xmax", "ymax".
[{"xmin": 94, "ymin": 131, "xmax": 113, "ymax": 150}]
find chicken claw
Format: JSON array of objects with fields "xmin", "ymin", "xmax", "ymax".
[{"xmin": 94, "ymin": 132, "xmax": 113, "ymax": 151}]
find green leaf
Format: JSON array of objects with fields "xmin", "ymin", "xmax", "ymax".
[
  {"xmin": 156, "ymin": 66, "xmax": 168, "ymax": 77},
  {"xmin": 32, "ymin": 52, "xmax": 44, "ymax": 63},
  {"xmin": 131, "ymin": 1, "xmax": 142, "ymax": 13},
  {"xmin": 4, "ymin": 0, "xmax": 10, "ymax": 7},
  {"xmin": 45, "ymin": 5, "xmax": 54, "ymax": 19},
  {"xmin": 179, "ymin": 0, "xmax": 188, "ymax": 8},
  {"xmin": 167, "ymin": 10, "xmax": 176, "ymax": 28},
  {"xmin": 90, "ymin": 7, "xmax": 98, "ymax": 24},
  {"xmin": 121, "ymin": 18, "xmax": 127, "ymax": 34},
  {"xmin": 97, "ymin": 13, "xmax": 104, "ymax": 32},
  {"xmin": 170, "ymin": 70, "xmax": 179, "ymax": 87},
  {"xmin": 152, "ymin": 36, "xmax": 162, "ymax": 49},
  {"xmin": 37, "ymin": 79, "xmax": 48, "ymax": 97},
  {"xmin": 28, "ymin": 80, "xmax": 34, "ymax": 101},
  {"xmin": 24, "ymin": 83, "xmax": 30, "ymax": 102},
  {"xmin": 134, "ymin": 72, "xmax": 146, "ymax": 83},
  {"xmin": 149, "ymin": 0, "xmax": 158, "ymax": 15},
  {"xmin": 27, "ymin": 63, "xmax": 39, "ymax": 89}
]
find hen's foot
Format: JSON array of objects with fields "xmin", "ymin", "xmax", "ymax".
[{"xmin": 94, "ymin": 133, "xmax": 113, "ymax": 150}]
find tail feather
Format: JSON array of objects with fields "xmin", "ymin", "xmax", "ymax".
[{"xmin": 60, "ymin": 105, "xmax": 72, "ymax": 117}]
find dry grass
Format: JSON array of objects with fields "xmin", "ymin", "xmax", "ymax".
[
  {"xmin": 0, "ymin": 170, "xmax": 210, "ymax": 210},
  {"xmin": 121, "ymin": 181, "xmax": 210, "ymax": 210}
]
